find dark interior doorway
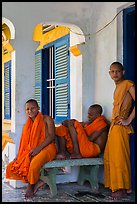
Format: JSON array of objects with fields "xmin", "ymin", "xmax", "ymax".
[{"xmin": 123, "ymin": 5, "xmax": 135, "ymax": 190}]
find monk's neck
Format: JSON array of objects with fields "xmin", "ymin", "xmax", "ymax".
[
  {"xmin": 115, "ymin": 78, "xmax": 125, "ymax": 85},
  {"xmin": 30, "ymin": 117, "xmax": 35, "ymax": 122}
]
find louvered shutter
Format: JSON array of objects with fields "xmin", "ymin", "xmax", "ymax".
[
  {"xmin": 4, "ymin": 61, "xmax": 11, "ymax": 119},
  {"xmin": 54, "ymin": 38, "xmax": 70, "ymax": 123},
  {"xmin": 35, "ymin": 50, "xmax": 42, "ymax": 110}
]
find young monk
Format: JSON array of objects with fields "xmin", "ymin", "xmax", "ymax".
[
  {"xmin": 6, "ymin": 99, "xmax": 57, "ymax": 198},
  {"xmin": 56, "ymin": 104, "xmax": 109, "ymax": 159},
  {"xmin": 104, "ymin": 62, "xmax": 135, "ymax": 200}
]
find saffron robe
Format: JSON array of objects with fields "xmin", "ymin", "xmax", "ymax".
[
  {"xmin": 56, "ymin": 116, "xmax": 108, "ymax": 157},
  {"xmin": 6, "ymin": 112, "xmax": 57, "ymax": 184},
  {"xmin": 104, "ymin": 80, "xmax": 134, "ymax": 192}
]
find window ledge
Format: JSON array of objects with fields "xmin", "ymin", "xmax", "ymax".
[
  {"xmin": 3, "ymin": 119, "xmax": 11, "ymax": 124},
  {"xmin": 2, "ymin": 131, "xmax": 14, "ymax": 151}
]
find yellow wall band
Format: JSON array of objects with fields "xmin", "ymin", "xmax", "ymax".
[{"xmin": 33, "ymin": 25, "xmax": 70, "ymax": 51}]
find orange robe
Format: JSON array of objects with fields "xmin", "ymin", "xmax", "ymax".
[
  {"xmin": 56, "ymin": 115, "xmax": 108, "ymax": 157},
  {"xmin": 6, "ymin": 112, "xmax": 57, "ymax": 184},
  {"xmin": 104, "ymin": 80, "xmax": 134, "ymax": 192}
]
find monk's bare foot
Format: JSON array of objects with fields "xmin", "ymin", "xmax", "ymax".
[
  {"xmin": 56, "ymin": 153, "xmax": 66, "ymax": 160},
  {"xmin": 69, "ymin": 153, "xmax": 82, "ymax": 159},
  {"xmin": 25, "ymin": 184, "xmax": 34, "ymax": 198},
  {"xmin": 111, "ymin": 189, "xmax": 126, "ymax": 200},
  {"xmin": 126, "ymin": 189, "xmax": 132, "ymax": 195},
  {"xmin": 33, "ymin": 179, "xmax": 45, "ymax": 194}
]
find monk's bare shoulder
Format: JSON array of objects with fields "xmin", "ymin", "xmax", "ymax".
[
  {"xmin": 43, "ymin": 114, "xmax": 54, "ymax": 122},
  {"xmin": 43, "ymin": 114, "xmax": 54, "ymax": 126}
]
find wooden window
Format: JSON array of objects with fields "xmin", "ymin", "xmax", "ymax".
[{"xmin": 35, "ymin": 34, "xmax": 70, "ymax": 123}]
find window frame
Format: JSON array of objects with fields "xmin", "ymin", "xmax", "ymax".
[{"xmin": 35, "ymin": 34, "xmax": 70, "ymax": 123}]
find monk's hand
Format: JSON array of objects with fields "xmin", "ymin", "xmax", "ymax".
[
  {"xmin": 62, "ymin": 119, "xmax": 75, "ymax": 127},
  {"xmin": 120, "ymin": 118, "xmax": 131, "ymax": 126},
  {"xmin": 29, "ymin": 147, "xmax": 41, "ymax": 157},
  {"xmin": 115, "ymin": 117, "xmax": 130, "ymax": 126},
  {"xmin": 62, "ymin": 120, "xmax": 69, "ymax": 127},
  {"xmin": 67, "ymin": 119, "xmax": 75, "ymax": 127}
]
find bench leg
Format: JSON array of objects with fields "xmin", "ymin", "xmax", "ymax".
[
  {"xmin": 40, "ymin": 168, "xmax": 58, "ymax": 197},
  {"xmin": 78, "ymin": 165, "xmax": 100, "ymax": 192}
]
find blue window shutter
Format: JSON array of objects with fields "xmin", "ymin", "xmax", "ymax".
[
  {"xmin": 4, "ymin": 61, "xmax": 11, "ymax": 119},
  {"xmin": 35, "ymin": 50, "xmax": 42, "ymax": 111},
  {"xmin": 54, "ymin": 37, "xmax": 70, "ymax": 123}
]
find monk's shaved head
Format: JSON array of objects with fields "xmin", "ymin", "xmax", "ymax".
[{"xmin": 26, "ymin": 99, "xmax": 39, "ymax": 107}]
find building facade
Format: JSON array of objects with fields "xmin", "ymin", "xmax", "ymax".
[{"xmin": 2, "ymin": 2, "xmax": 135, "ymax": 188}]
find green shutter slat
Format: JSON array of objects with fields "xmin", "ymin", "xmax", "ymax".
[
  {"xmin": 56, "ymin": 83, "xmax": 68, "ymax": 117},
  {"xmin": 56, "ymin": 46, "xmax": 68, "ymax": 80},
  {"xmin": 35, "ymin": 50, "xmax": 42, "ymax": 110},
  {"xmin": 4, "ymin": 61, "xmax": 11, "ymax": 119},
  {"xmin": 5, "ymin": 93, "xmax": 10, "ymax": 114},
  {"xmin": 55, "ymin": 35, "xmax": 70, "ymax": 122}
]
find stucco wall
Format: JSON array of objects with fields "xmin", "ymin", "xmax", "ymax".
[{"xmin": 2, "ymin": 2, "xmax": 130, "ymax": 123}]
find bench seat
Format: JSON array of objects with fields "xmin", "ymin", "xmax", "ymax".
[{"xmin": 40, "ymin": 157, "xmax": 104, "ymax": 197}]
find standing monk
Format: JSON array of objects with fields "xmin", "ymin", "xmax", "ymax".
[
  {"xmin": 6, "ymin": 99, "xmax": 57, "ymax": 198},
  {"xmin": 104, "ymin": 62, "xmax": 135, "ymax": 200}
]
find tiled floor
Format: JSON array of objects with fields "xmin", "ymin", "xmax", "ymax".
[
  {"xmin": 2, "ymin": 159, "xmax": 135, "ymax": 202},
  {"xmin": 2, "ymin": 180, "xmax": 135, "ymax": 202}
]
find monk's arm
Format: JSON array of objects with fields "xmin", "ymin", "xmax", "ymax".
[
  {"xmin": 62, "ymin": 119, "xmax": 85, "ymax": 128},
  {"xmin": 62, "ymin": 119, "xmax": 76, "ymax": 127},
  {"xmin": 41, "ymin": 115, "xmax": 55, "ymax": 145},
  {"xmin": 116, "ymin": 86, "xmax": 135, "ymax": 126},
  {"xmin": 29, "ymin": 116, "xmax": 55, "ymax": 157},
  {"xmin": 88, "ymin": 126, "xmax": 108, "ymax": 142},
  {"xmin": 125, "ymin": 86, "xmax": 135, "ymax": 124}
]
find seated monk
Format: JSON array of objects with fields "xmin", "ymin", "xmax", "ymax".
[
  {"xmin": 6, "ymin": 99, "xmax": 57, "ymax": 199},
  {"xmin": 55, "ymin": 104, "xmax": 109, "ymax": 159}
]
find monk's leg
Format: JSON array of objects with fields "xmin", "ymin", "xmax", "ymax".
[
  {"xmin": 33, "ymin": 179, "xmax": 45, "ymax": 194},
  {"xmin": 28, "ymin": 143, "xmax": 56, "ymax": 195},
  {"xmin": 56, "ymin": 136, "xmax": 67, "ymax": 160},
  {"xmin": 25, "ymin": 183, "xmax": 35, "ymax": 198},
  {"xmin": 67, "ymin": 123, "xmax": 82, "ymax": 159},
  {"xmin": 55, "ymin": 124, "xmax": 74, "ymax": 159}
]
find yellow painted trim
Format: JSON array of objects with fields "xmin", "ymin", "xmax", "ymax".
[
  {"xmin": 2, "ymin": 40, "xmax": 14, "ymax": 53},
  {"xmin": 2, "ymin": 120, "xmax": 11, "ymax": 131},
  {"xmin": 2, "ymin": 27, "xmax": 11, "ymax": 40},
  {"xmin": 33, "ymin": 24, "xmax": 43, "ymax": 41},
  {"xmin": 2, "ymin": 30, "xmax": 14, "ymax": 62},
  {"xmin": 3, "ymin": 119, "xmax": 11, "ymax": 124},
  {"xmin": 69, "ymin": 45, "xmax": 81, "ymax": 56},
  {"xmin": 33, "ymin": 25, "xmax": 70, "ymax": 51},
  {"xmin": 2, "ymin": 52, "xmax": 11, "ymax": 63},
  {"xmin": 2, "ymin": 132, "xmax": 14, "ymax": 151}
]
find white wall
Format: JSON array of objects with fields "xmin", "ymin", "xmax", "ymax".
[
  {"xmin": 2, "ymin": 1, "xmax": 130, "ymax": 131},
  {"xmin": 70, "ymin": 31, "xmax": 83, "ymax": 121}
]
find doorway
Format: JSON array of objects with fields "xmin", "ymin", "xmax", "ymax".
[{"xmin": 123, "ymin": 5, "xmax": 135, "ymax": 190}]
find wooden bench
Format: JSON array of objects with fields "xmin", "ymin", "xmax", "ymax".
[{"xmin": 40, "ymin": 156, "xmax": 104, "ymax": 197}]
